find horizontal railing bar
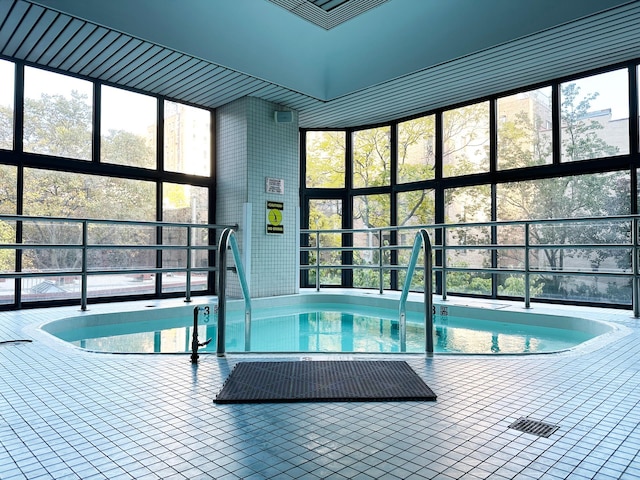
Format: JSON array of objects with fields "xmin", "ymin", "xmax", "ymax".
[
  {"xmin": 0, "ymin": 267, "xmax": 219, "ymax": 278},
  {"xmin": 300, "ymin": 264, "xmax": 633, "ymax": 277},
  {"xmin": 0, "ymin": 244, "xmax": 217, "ymax": 251},
  {"xmin": 301, "ymin": 214, "xmax": 640, "ymax": 235},
  {"xmin": 0, "ymin": 213, "xmax": 236, "ymax": 230}
]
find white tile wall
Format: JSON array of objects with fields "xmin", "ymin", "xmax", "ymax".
[{"xmin": 216, "ymin": 97, "xmax": 299, "ymax": 297}]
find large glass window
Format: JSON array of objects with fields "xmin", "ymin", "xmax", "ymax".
[
  {"xmin": 444, "ymin": 184, "xmax": 491, "ymax": 295},
  {"xmin": 497, "ymin": 172, "xmax": 631, "ymax": 304},
  {"xmin": 162, "ymin": 183, "xmax": 209, "ymax": 293},
  {"xmin": 397, "ymin": 189, "xmax": 435, "ymax": 227},
  {"xmin": 101, "ymin": 86, "xmax": 156, "ymax": 169},
  {"xmin": 353, "ymin": 194, "xmax": 390, "ymax": 288},
  {"xmin": 305, "ymin": 131, "xmax": 345, "ymax": 188},
  {"xmin": 0, "ymin": 165, "xmax": 17, "ymax": 305},
  {"xmin": 397, "ymin": 115, "xmax": 435, "ymax": 183},
  {"xmin": 443, "ymin": 101, "xmax": 490, "ymax": 177},
  {"xmin": 352, "ymin": 126, "xmax": 390, "ymax": 188},
  {"xmin": 307, "ymin": 199, "xmax": 343, "ymax": 286},
  {"xmin": 22, "ymin": 169, "xmax": 156, "ymax": 301},
  {"xmin": 497, "ymin": 87, "xmax": 552, "ymax": 170},
  {"xmin": 164, "ymin": 101, "xmax": 211, "ymax": 176},
  {"xmin": 0, "ymin": 60, "xmax": 14, "ymax": 151},
  {"xmin": 23, "ymin": 67, "xmax": 93, "ymax": 160},
  {"xmin": 561, "ymin": 69, "xmax": 629, "ymax": 162}
]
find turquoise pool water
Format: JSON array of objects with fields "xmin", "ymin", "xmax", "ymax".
[{"xmin": 50, "ymin": 302, "xmax": 598, "ymax": 354}]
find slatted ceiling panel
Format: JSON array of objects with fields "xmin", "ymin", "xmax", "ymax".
[
  {"xmin": 165, "ymin": 65, "xmax": 234, "ymax": 99},
  {"xmin": 35, "ymin": 17, "xmax": 83, "ymax": 65},
  {"xmin": 49, "ymin": 22, "xmax": 98, "ymax": 69},
  {"xmin": 0, "ymin": 1, "xmax": 29, "ymax": 53},
  {"xmin": 86, "ymin": 37, "xmax": 141, "ymax": 78},
  {"xmin": 199, "ymin": 76, "xmax": 260, "ymax": 103},
  {"xmin": 58, "ymin": 26, "xmax": 108, "ymax": 72},
  {"xmin": 117, "ymin": 47, "xmax": 172, "ymax": 88},
  {"xmin": 26, "ymin": 15, "xmax": 74, "ymax": 63},
  {"xmin": 105, "ymin": 43, "xmax": 163, "ymax": 84},
  {"xmin": 14, "ymin": 8, "xmax": 56, "ymax": 58},
  {"xmin": 147, "ymin": 58, "xmax": 209, "ymax": 94},
  {"xmin": 75, "ymin": 31, "xmax": 125, "ymax": 76},
  {"xmin": 2, "ymin": 3, "xmax": 43, "ymax": 57},
  {"xmin": 161, "ymin": 65, "xmax": 221, "ymax": 98},
  {"xmin": 138, "ymin": 55, "xmax": 197, "ymax": 92},
  {"xmin": 126, "ymin": 51, "xmax": 186, "ymax": 90}
]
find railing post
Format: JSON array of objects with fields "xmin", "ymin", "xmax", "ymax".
[
  {"xmin": 633, "ymin": 218, "xmax": 639, "ymax": 318},
  {"xmin": 81, "ymin": 220, "xmax": 88, "ymax": 311},
  {"xmin": 185, "ymin": 225, "xmax": 192, "ymax": 303},
  {"xmin": 315, "ymin": 232, "xmax": 320, "ymax": 292},
  {"xmin": 441, "ymin": 226, "xmax": 447, "ymax": 301},
  {"xmin": 378, "ymin": 228, "xmax": 384, "ymax": 294},
  {"xmin": 524, "ymin": 222, "xmax": 531, "ymax": 309}
]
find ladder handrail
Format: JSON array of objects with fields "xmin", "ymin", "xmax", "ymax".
[
  {"xmin": 399, "ymin": 229, "xmax": 433, "ymax": 354},
  {"xmin": 216, "ymin": 227, "xmax": 252, "ymax": 356}
]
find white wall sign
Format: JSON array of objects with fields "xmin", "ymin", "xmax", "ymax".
[{"xmin": 266, "ymin": 177, "xmax": 284, "ymax": 194}]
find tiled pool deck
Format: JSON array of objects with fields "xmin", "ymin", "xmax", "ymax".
[{"xmin": 1, "ymin": 292, "xmax": 639, "ymax": 479}]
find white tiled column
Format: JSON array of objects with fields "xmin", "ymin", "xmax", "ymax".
[{"xmin": 216, "ymin": 97, "xmax": 299, "ymax": 297}]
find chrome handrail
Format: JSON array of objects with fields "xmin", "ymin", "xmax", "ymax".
[
  {"xmin": 301, "ymin": 214, "xmax": 640, "ymax": 318},
  {"xmin": 398, "ymin": 229, "xmax": 433, "ymax": 354},
  {"xmin": 0, "ymin": 214, "xmax": 236, "ymax": 310},
  {"xmin": 216, "ymin": 227, "xmax": 252, "ymax": 357}
]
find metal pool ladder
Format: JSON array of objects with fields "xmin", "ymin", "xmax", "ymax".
[
  {"xmin": 399, "ymin": 228, "xmax": 434, "ymax": 354},
  {"xmin": 217, "ymin": 227, "xmax": 252, "ymax": 357}
]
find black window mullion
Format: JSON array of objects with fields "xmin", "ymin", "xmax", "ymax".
[
  {"xmin": 92, "ymin": 82, "xmax": 100, "ymax": 163},
  {"xmin": 434, "ymin": 111, "xmax": 444, "ymax": 295},
  {"xmin": 14, "ymin": 62, "xmax": 24, "ymax": 308},
  {"xmin": 389, "ymin": 122, "xmax": 398, "ymax": 290},
  {"xmin": 552, "ymin": 83, "xmax": 562, "ymax": 164},
  {"xmin": 343, "ymin": 129, "xmax": 353, "ymax": 288}
]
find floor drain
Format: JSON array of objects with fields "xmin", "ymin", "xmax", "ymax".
[{"xmin": 509, "ymin": 417, "xmax": 559, "ymax": 438}]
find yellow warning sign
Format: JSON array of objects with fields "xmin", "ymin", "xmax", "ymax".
[{"xmin": 266, "ymin": 201, "xmax": 284, "ymax": 234}]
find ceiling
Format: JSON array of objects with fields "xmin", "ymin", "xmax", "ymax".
[{"xmin": 1, "ymin": 0, "xmax": 640, "ymax": 128}]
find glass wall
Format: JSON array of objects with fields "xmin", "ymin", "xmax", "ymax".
[
  {"xmin": 0, "ymin": 59, "xmax": 14, "ymax": 151},
  {"xmin": 302, "ymin": 63, "xmax": 637, "ymax": 307},
  {"xmin": 497, "ymin": 87, "xmax": 552, "ymax": 170},
  {"xmin": 305, "ymin": 131, "xmax": 345, "ymax": 188},
  {"xmin": 0, "ymin": 60, "xmax": 213, "ymax": 307},
  {"xmin": 101, "ymin": 86, "xmax": 157, "ymax": 169},
  {"xmin": 23, "ymin": 67, "xmax": 93, "ymax": 160},
  {"xmin": 164, "ymin": 101, "xmax": 211, "ymax": 176}
]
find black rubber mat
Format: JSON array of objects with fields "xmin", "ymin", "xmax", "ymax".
[{"xmin": 214, "ymin": 361, "xmax": 437, "ymax": 404}]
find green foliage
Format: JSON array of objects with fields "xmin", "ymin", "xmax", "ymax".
[
  {"xmin": 101, "ymin": 129, "xmax": 155, "ymax": 169},
  {"xmin": 305, "ymin": 131, "xmax": 345, "ymax": 188},
  {"xmin": 0, "ymin": 104, "xmax": 13, "ymax": 150},
  {"xmin": 353, "ymin": 126, "xmax": 390, "ymax": 188},
  {"xmin": 23, "ymin": 91, "xmax": 92, "ymax": 160},
  {"xmin": 498, "ymin": 275, "xmax": 544, "ymax": 297}
]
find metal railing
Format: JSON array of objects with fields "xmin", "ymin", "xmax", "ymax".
[
  {"xmin": 301, "ymin": 215, "xmax": 640, "ymax": 317},
  {"xmin": 216, "ymin": 227, "xmax": 251, "ymax": 357},
  {"xmin": 0, "ymin": 214, "xmax": 236, "ymax": 310}
]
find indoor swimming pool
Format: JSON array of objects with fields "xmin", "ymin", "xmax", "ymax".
[{"xmin": 41, "ymin": 293, "xmax": 614, "ymax": 355}]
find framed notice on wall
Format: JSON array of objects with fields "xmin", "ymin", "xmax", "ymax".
[
  {"xmin": 266, "ymin": 201, "xmax": 284, "ymax": 234},
  {"xmin": 266, "ymin": 177, "xmax": 284, "ymax": 195}
]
